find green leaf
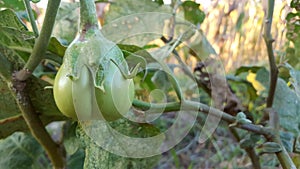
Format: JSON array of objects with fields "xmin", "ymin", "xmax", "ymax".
[
  {"xmin": 291, "ymin": 0, "xmax": 300, "ymax": 10},
  {"xmin": 135, "ymin": 68, "xmax": 159, "ymax": 93},
  {"xmin": 189, "ymin": 31, "xmax": 217, "ymax": 59},
  {"xmin": 0, "ymin": 9, "xmax": 35, "ymax": 61},
  {"xmin": 0, "ymin": 73, "xmax": 66, "ymax": 138},
  {"xmin": 255, "ymin": 68, "xmax": 300, "ymax": 135},
  {"xmin": 259, "ymin": 142, "xmax": 282, "ymax": 153},
  {"xmin": 153, "ymin": 0, "xmax": 164, "ymax": 5},
  {"xmin": 280, "ymin": 131, "xmax": 294, "ymax": 152},
  {"xmin": 48, "ymin": 37, "xmax": 67, "ymax": 57},
  {"xmin": 0, "ymin": 132, "xmax": 45, "ymax": 169},
  {"xmin": 284, "ymin": 63, "xmax": 300, "ymax": 97},
  {"xmin": 181, "ymin": 1, "xmax": 205, "ymax": 25},
  {"xmin": 235, "ymin": 66, "xmax": 263, "ymax": 76},
  {"xmin": 67, "ymin": 149, "xmax": 85, "ymax": 169},
  {"xmin": 76, "ymin": 119, "xmax": 162, "ymax": 169},
  {"xmin": 63, "ymin": 122, "xmax": 82, "ymax": 155},
  {"xmin": 63, "ymin": 122, "xmax": 85, "ymax": 169},
  {"xmin": 0, "ymin": 0, "xmax": 25, "ymax": 11},
  {"xmin": 0, "ymin": 46, "xmax": 65, "ymax": 139},
  {"xmin": 118, "ymin": 44, "xmax": 155, "ymax": 71},
  {"xmin": 240, "ymin": 133, "xmax": 261, "ymax": 149}
]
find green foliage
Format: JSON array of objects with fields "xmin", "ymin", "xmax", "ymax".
[
  {"xmin": 0, "ymin": 132, "xmax": 46, "ymax": 169},
  {"xmin": 48, "ymin": 37, "xmax": 67, "ymax": 58},
  {"xmin": 1, "ymin": 0, "xmax": 300, "ymax": 168},
  {"xmin": 189, "ymin": 31, "xmax": 217, "ymax": 59},
  {"xmin": 0, "ymin": 0, "xmax": 25, "ymax": 11},
  {"xmin": 181, "ymin": 1, "xmax": 205, "ymax": 25},
  {"xmin": 153, "ymin": 0, "xmax": 164, "ymax": 6},
  {"xmin": 259, "ymin": 142, "xmax": 282, "ymax": 154},
  {"xmin": 104, "ymin": 0, "xmax": 169, "ymax": 22},
  {"xmin": 285, "ymin": 0, "xmax": 300, "ymax": 68},
  {"xmin": 67, "ymin": 149, "xmax": 85, "ymax": 169},
  {"xmin": 232, "ymin": 66, "xmax": 300, "ymax": 153},
  {"xmin": 52, "ymin": 2, "xmax": 79, "ymax": 44},
  {"xmin": 235, "ymin": 66, "xmax": 263, "ymax": 76},
  {"xmin": 0, "ymin": 9, "xmax": 65, "ymax": 138},
  {"xmin": 0, "ymin": 9, "xmax": 34, "ymax": 61},
  {"xmin": 69, "ymin": 120, "xmax": 162, "ymax": 169},
  {"xmin": 280, "ymin": 131, "xmax": 294, "ymax": 152},
  {"xmin": 253, "ymin": 68, "xmax": 300, "ymax": 135},
  {"xmin": 239, "ymin": 133, "xmax": 261, "ymax": 149}
]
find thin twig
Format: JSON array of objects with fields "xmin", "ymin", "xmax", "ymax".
[
  {"xmin": 23, "ymin": 0, "xmax": 39, "ymax": 37},
  {"xmin": 16, "ymin": 0, "xmax": 61, "ymax": 81},
  {"xmin": 132, "ymin": 99, "xmax": 273, "ymax": 137},
  {"xmin": 229, "ymin": 128, "xmax": 261, "ymax": 169},
  {"xmin": 0, "ymin": 114, "xmax": 23, "ymax": 125}
]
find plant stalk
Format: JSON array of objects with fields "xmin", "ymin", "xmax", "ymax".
[
  {"xmin": 79, "ymin": 0, "xmax": 99, "ymax": 33},
  {"xmin": 23, "ymin": 0, "xmax": 39, "ymax": 37},
  {"xmin": 263, "ymin": 0, "xmax": 295, "ymax": 168},
  {"xmin": 10, "ymin": 76, "xmax": 65, "ymax": 168},
  {"xmin": 229, "ymin": 128, "xmax": 261, "ymax": 169},
  {"xmin": 16, "ymin": 0, "xmax": 61, "ymax": 81},
  {"xmin": 263, "ymin": 0, "xmax": 278, "ymax": 108},
  {"xmin": 133, "ymin": 99, "xmax": 274, "ymax": 137}
]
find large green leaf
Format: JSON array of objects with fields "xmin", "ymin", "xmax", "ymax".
[
  {"xmin": 255, "ymin": 68, "xmax": 300, "ymax": 135},
  {"xmin": 0, "ymin": 132, "xmax": 45, "ymax": 169}
]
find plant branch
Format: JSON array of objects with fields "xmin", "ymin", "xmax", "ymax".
[
  {"xmin": 0, "ymin": 114, "xmax": 23, "ymax": 125},
  {"xmin": 16, "ymin": 0, "xmax": 61, "ymax": 81},
  {"xmin": 23, "ymin": 0, "xmax": 39, "ymax": 37},
  {"xmin": 263, "ymin": 0, "xmax": 278, "ymax": 108},
  {"xmin": 263, "ymin": 0, "xmax": 295, "ymax": 168},
  {"xmin": 272, "ymin": 135, "xmax": 296, "ymax": 169},
  {"xmin": 11, "ymin": 0, "xmax": 65, "ymax": 168},
  {"xmin": 229, "ymin": 128, "xmax": 261, "ymax": 169},
  {"xmin": 10, "ymin": 74, "xmax": 65, "ymax": 168},
  {"xmin": 135, "ymin": 98, "xmax": 296, "ymax": 168},
  {"xmin": 132, "ymin": 99, "xmax": 273, "ymax": 137}
]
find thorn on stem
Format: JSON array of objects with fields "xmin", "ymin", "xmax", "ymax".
[{"xmin": 265, "ymin": 19, "xmax": 269, "ymax": 23}]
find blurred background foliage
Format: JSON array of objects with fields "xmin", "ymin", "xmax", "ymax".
[
  {"xmin": 0, "ymin": 0, "xmax": 300, "ymax": 168},
  {"xmin": 25, "ymin": 0, "xmax": 296, "ymax": 73}
]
